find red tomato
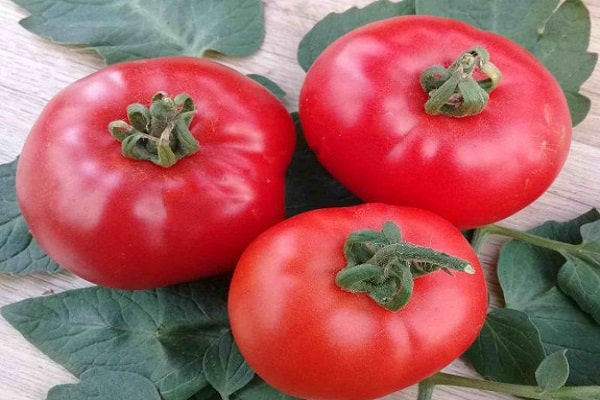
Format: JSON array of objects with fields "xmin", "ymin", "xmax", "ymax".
[
  {"xmin": 16, "ymin": 57, "xmax": 295, "ymax": 289},
  {"xmin": 299, "ymin": 16, "xmax": 572, "ymax": 229},
  {"xmin": 228, "ymin": 203, "xmax": 488, "ymax": 400}
]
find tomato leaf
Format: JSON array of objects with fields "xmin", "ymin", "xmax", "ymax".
[
  {"xmin": 47, "ymin": 369, "xmax": 162, "ymax": 400},
  {"xmin": 415, "ymin": 0, "xmax": 597, "ymax": 126},
  {"xmin": 188, "ymin": 386, "xmax": 221, "ymax": 400},
  {"xmin": 0, "ymin": 278, "xmax": 231, "ymax": 400},
  {"xmin": 415, "ymin": 0, "xmax": 559, "ymax": 49},
  {"xmin": 247, "ymin": 74, "xmax": 286, "ymax": 100},
  {"xmin": 497, "ymin": 209, "xmax": 600, "ymax": 386},
  {"xmin": 297, "ymin": 0, "xmax": 416, "ymax": 71},
  {"xmin": 0, "ymin": 158, "xmax": 61, "ymax": 275},
  {"xmin": 557, "ymin": 220, "xmax": 600, "ymax": 325},
  {"xmin": 498, "ymin": 210, "xmax": 600, "ymax": 307},
  {"xmin": 202, "ymin": 331, "xmax": 255, "ymax": 398},
  {"xmin": 463, "ymin": 308, "xmax": 546, "ymax": 385},
  {"xmin": 530, "ymin": 0, "xmax": 597, "ymax": 126},
  {"xmin": 232, "ymin": 378, "xmax": 301, "ymax": 400},
  {"xmin": 188, "ymin": 377, "xmax": 302, "ymax": 400},
  {"xmin": 11, "ymin": 0, "xmax": 265, "ymax": 64},
  {"xmin": 285, "ymin": 113, "xmax": 361, "ymax": 217},
  {"xmin": 535, "ymin": 349, "xmax": 570, "ymax": 393}
]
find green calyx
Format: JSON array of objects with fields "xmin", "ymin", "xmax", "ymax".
[
  {"xmin": 420, "ymin": 46, "xmax": 501, "ymax": 117},
  {"xmin": 108, "ymin": 92, "xmax": 200, "ymax": 168},
  {"xmin": 335, "ymin": 221, "xmax": 475, "ymax": 312}
]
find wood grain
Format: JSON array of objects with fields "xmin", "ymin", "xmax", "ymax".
[{"xmin": 0, "ymin": 1, "xmax": 598, "ymax": 399}]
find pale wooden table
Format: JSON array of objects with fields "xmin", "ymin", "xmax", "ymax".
[{"xmin": 1, "ymin": 1, "xmax": 599, "ymax": 399}]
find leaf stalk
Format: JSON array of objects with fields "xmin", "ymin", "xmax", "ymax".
[
  {"xmin": 419, "ymin": 372, "xmax": 600, "ymax": 399},
  {"xmin": 472, "ymin": 224, "xmax": 580, "ymax": 254}
]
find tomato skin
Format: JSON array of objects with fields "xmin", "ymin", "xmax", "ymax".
[
  {"xmin": 228, "ymin": 203, "xmax": 488, "ymax": 400},
  {"xmin": 299, "ymin": 16, "xmax": 572, "ymax": 229},
  {"xmin": 16, "ymin": 57, "xmax": 295, "ymax": 289}
]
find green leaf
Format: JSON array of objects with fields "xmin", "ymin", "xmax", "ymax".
[
  {"xmin": 47, "ymin": 369, "xmax": 162, "ymax": 400},
  {"xmin": 0, "ymin": 158, "xmax": 61, "ymax": 275},
  {"xmin": 558, "ymin": 220, "xmax": 600, "ymax": 324},
  {"xmin": 247, "ymin": 74, "xmax": 286, "ymax": 100},
  {"xmin": 497, "ymin": 209, "xmax": 600, "ymax": 386},
  {"xmin": 535, "ymin": 349, "xmax": 570, "ymax": 393},
  {"xmin": 203, "ymin": 331, "xmax": 255, "ymax": 398},
  {"xmin": 415, "ymin": 0, "xmax": 559, "ymax": 49},
  {"xmin": 12, "ymin": 0, "xmax": 265, "ymax": 64},
  {"xmin": 1, "ymin": 277, "xmax": 230, "ymax": 400},
  {"xmin": 463, "ymin": 308, "xmax": 546, "ymax": 385},
  {"xmin": 285, "ymin": 113, "xmax": 361, "ymax": 217},
  {"xmin": 498, "ymin": 210, "xmax": 600, "ymax": 307},
  {"xmin": 188, "ymin": 377, "xmax": 301, "ymax": 400},
  {"xmin": 521, "ymin": 288, "xmax": 600, "ymax": 386},
  {"xmin": 563, "ymin": 92, "xmax": 592, "ymax": 127},
  {"xmin": 232, "ymin": 377, "xmax": 301, "ymax": 400},
  {"xmin": 530, "ymin": 0, "xmax": 597, "ymax": 126},
  {"xmin": 415, "ymin": 0, "xmax": 597, "ymax": 126},
  {"xmin": 188, "ymin": 386, "xmax": 222, "ymax": 400},
  {"xmin": 297, "ymin": 0, "xmax": 416, "ymax": 72}
]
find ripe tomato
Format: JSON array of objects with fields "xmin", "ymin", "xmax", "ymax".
[
  {"xmin": 299, "ymin": 16, "xmax": 572, "ymax": 229},
  {"xmin": 16, "ymin": 57, "xmax": 295, "ymax": 289},
  {"xmin": 228, "ymin": 203, "xmax": 488, "ymax": 400}
]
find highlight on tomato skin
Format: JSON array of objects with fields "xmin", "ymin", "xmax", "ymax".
[
  {"xmin": 299, "ymin": 15, "xmax": 572, "ymax": 230},
  {"xmin": 228, "ymin": 203, "xmax": 488, "ymax": 400},
  {"xmin": 15, "ymin": 56, "xmax": 297, "ymax": 290}
]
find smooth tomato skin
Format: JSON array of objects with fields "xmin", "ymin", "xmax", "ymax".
[
  {"xmin": 299, "ymin": 16, "xmax": 572, "ymax": 229},
  {"xmin": 16, "ymin": 56, "xmax": 295, "ymax": 289},
  {"xmin": 228, "ymin": 203, "xmax": 488, "ymax": 400}
]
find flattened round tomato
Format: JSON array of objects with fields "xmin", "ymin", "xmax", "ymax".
[
  {"xmin": 16, "ymin": 56, "xmax": 295, "ymax": 289},
  {"xmin": 228, "ymin": 203, "xmax": 488, "ymax": 400},
  {"xmin": 299, "ymin": 16, "xmax": 572, "ymax": 229}
]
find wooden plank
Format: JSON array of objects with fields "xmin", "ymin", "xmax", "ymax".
[{"xmin": 0, "ymin": 1, "xmax": 599, "ymax": 399}]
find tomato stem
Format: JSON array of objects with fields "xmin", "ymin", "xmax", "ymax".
[
  {"xmin": 335, "ymin": 221, "xmax": 474, "ymax": 312},
  {"xmin": 420, "ymin": 47, "xmax": 501, "ymax": 117},
  {"xmin": 418, "ymin": 372, "xmax": 600, "ymax": 399},
  {"xmin": 108, "ymin": 91, "xmax": 200, "ymax": 167}
]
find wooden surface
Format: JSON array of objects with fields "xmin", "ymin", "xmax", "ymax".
[{"xmin": 1, "ymin": 1, "xmax": 599, "ymax": 399}]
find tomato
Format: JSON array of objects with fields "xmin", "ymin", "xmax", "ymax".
[
  {"xmin": 228, "ymin": 203, "xmax": 488, "ymax": 400},
  {"xmin": 299, "ymin": 16, "xmax": 572, "ymax": 229},
  {"xmin": 16, "ymin": 56, "xmax": 295, "ymax": 289}
]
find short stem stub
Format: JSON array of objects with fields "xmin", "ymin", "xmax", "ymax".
[
  {"xmin": 108, "ymin": 91, "xmax": 200, "ymax": 168},
  {"xmin": 420, "ymin": 46, "xmax": 501, "ymax": 117},
  {"xmin": 335, "ymin": 221, "xmax": 475, "ymax": 312}
]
